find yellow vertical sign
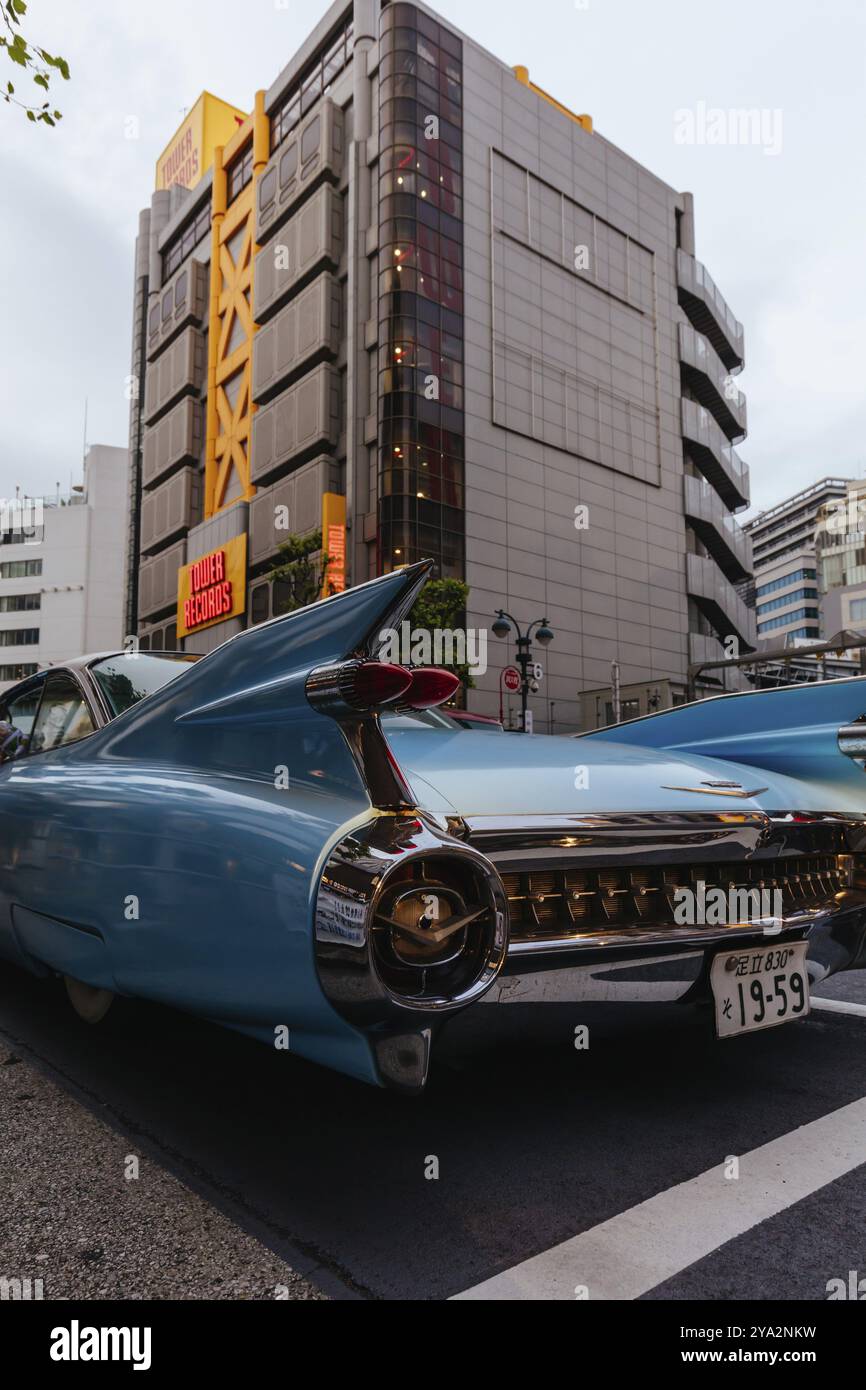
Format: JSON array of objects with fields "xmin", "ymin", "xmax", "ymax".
[{"xmin": 322, "ymin": 493, "xmax": 347, "ymax": 596}]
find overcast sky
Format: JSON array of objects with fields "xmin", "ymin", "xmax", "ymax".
[{"xmin": 1, "ymin": 0, "xmax": 863, "ymax": 518}]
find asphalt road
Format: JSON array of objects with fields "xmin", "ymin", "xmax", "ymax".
[{"xmin": 1, "ymin": 961, "xmax": 865, "ymax": 1301}]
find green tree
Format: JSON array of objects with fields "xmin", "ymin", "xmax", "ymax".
[
  {"xmin": 265, "ymin": 530, "xmax": 333, "ymax": 613},
  {"xmin": 2, "ymin": 0, "xmax": 70, "ymax": 127},
  {"xmin": 409, "ymin": 576, "xmax": 473, "ymax": 691}
]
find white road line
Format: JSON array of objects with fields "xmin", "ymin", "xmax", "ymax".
[
  {"xmin": 811, "ymin": 996, "xmax": 866, "ymax": 1018},
  {"xmin": 451, "ymin": 1096, "xmax": 866, "ymax": 1301}
]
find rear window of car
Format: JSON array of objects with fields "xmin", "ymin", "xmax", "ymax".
[{"xmin": 90, "ymin": 653, "xmax": 198, "ymax": 718}]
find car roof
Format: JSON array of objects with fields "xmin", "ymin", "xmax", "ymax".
[{"xmin": 43, "ymin": 650, "xmax": 199, "ymax": 672}]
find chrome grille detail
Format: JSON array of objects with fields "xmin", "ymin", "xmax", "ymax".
[{"xmin": 501, "ymin": 853, "xmax": 853, "ymax": 944}]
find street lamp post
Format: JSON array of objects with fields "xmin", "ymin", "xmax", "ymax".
[{"xmin": 492, "ymin": 609, "xmax": 554, "ymax": 732}]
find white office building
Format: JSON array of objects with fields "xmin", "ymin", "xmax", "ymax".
[{"xmin": 0, "ymin": 445, "xmax": 129, "ymax": 693}]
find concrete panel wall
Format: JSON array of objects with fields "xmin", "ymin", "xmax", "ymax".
[
  {"xmin": 256, "ymin": 99, "xmax": 344, "ymax": 245},
  {"xmin": 143, "ymin": 328, "xmax": 206, "ymax": 425},
  {"xmin": 139, "ymin": 538, "xmax": 187, "ymax": 619},
  {"xmin": 250, "ymin": 363, "xmax": 341, "ymax": 484},
  {"xmin": 146, "ymin": 258, "xmax": 209, "ymax": 360},
  {"xmin": 252, "ymin": 272, "xmax": 341, "ymax": 403},
  {"xmin": 254, "ymin": 184, "xmax": 344, "ymax": 324},
  {"xmin": 140, "ymin": 466, "xmax": 203, "ymax": 556},
  {"xmin": 142, "ymin": 397, "xmax": 204, "ymax": 490},
  {"xmin": 248, "ymin": 455, "xmax": 342, "ymax": 566}
]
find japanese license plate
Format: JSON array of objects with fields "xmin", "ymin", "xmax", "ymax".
[{"xmin": 710, "ymin": 941, "xmax": 810, "ymax": 1038}]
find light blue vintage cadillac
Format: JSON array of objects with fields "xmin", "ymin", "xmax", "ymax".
[{"xmin": 1, "ymin": 560, "xmax": 865, "ymax": 1092}]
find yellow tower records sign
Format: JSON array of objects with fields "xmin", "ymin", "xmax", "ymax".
[{"xmin": 154, "ymin": 93, "xmax": 247, "ymax": 192}]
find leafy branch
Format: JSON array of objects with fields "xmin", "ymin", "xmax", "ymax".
[
  {"xmin": 266, "ymin": 531, "xmax": 333, "ymax": 613},
  {"xmin": 410, "ymin": 577, "xmax": 474, "ymax": 689},
  {"xmin": 1, "ymin": 0, "xmax": 69, "ymax": 127}
]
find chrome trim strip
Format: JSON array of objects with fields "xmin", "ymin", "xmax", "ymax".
[
  {"xmin": 660, "ymin": 784, "xmax": 768, "ymax": 798},
  {"xmin": 505, "ymin": 909, "xmax": 824, "ymax": 957},
  {"xmin": 460, "ymin": 810, "xmax": 773, "ymax": 866}
]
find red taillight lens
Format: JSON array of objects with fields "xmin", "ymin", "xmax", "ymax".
[
  {"xmin": 306, "ymin": 660, "xmax": 460, "ymax": 718},
  {"xmin": 404, "ymin": 667, "xmax": 461, "ymax": 709},
  {"xmin": 349, "ymin": 661, "xmax": 413, "ymax": 709}
]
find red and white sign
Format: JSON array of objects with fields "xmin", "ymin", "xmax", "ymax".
[{"xmin": 502, "ymin": 666, "xmax": 521, "ymax": 692}]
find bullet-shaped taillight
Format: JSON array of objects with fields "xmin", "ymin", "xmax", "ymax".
[
  {"xmin": 307, "ymin": 661, "xmax": 461, "ymax": 719},
  {"xmin": 306, "ymin": 660, "xmax": 413, "ymax": 716},
  {"xmin": 403, "ymin": 667, "xmax": 461, "ymax": 709}
]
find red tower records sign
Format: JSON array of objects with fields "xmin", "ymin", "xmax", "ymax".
[{"xmin": 176, "ymin": 533, "xmax": 247, "ymax": 638}]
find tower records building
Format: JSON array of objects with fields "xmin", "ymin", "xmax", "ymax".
[{"xmin": 126, "ymin": 0, "xmax": 753, "ymax": 730}]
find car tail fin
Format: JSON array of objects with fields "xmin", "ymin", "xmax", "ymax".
[{"xmin": 98, "ymin": 561, "xmax": 432, "ymax": 736}]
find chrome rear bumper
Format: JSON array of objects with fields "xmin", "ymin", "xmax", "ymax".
[{"xmin": 480, "ymin": 899, "xmax": 866, "ymax": 1007}]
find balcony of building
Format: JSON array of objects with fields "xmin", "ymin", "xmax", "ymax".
[
  {"xmin": 680, "ymin": 398, "xmax": 749, "ymax": 511},
  {"xmin": 686, "ymin": 551, "xmax": 756, "ymax": 648},
  {"xmin": 679, "ymin": 322, "xmax": 747, "ymax": 442},
  {"xmin": 683, "ymin": 474, "xmax": 752, "ymax": 584},
  {"xmin": 677, "ymin": 250, "xmax": 744, "ymax": 371}
]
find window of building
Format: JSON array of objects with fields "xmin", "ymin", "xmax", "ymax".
[
  {"xmin": 259, "ymin": 167, "xmax": 277, "ymax": 209},
  {"xmin": 0, "ymin": 594, "xmax": 40, "ymax": 613},
  {"xmin": 161, "ymin": 200, "xmax": 211, "ymax": 281},
  {"xmin": 300, "ymin": 115, "xmax": 321, "ymax": 167},
  {"xmin": 0, "ymin": 559, "xmax": 42, "ymax": 579},
  {"xmin": 0, "ymin": 663, "xmax": 38, "ymax": 683},
  {"xmin": 848, "ymin": 598, "xmax": 866, "ymax": 622},
  {"xmin": 269, "ymin": 11, "xmax": 354, "ymax": 150},
  {"xmin": 279, "ymin": 144, "xmax": 298, "ymax": 187},
  {"xmin": 0, "ymin": 628, "xmax": 39, "ymax": 646},
  {"xmin": 755, "ymin": 586, "xmax": 818, "ymax": 616},
  {"xmin": 174, "ymin": 271, "xmax": 188, "ymax": 308},
  {"xmin": 250, "ymin": 584, "xmax": 270, "ymax": 625},
  {"xmin": 755, "ymin": 567, "xmax": 817, "ymax": 598},
  {"xmin": 226, "ymin": 144, "xmax": 253, "ymax": 202},
  {"xmin": 603, "ymin": 698, "xmax": 640, "ymax": 725},
  {"xmin": 756, "ymin": 608, "xmax": 819, "ymax": 633},
  {"xmin": 273, "ymin": 579, "xmax": 296, "ymax": 617},
  {"xmin": 300, "ymin": 66, "xmax": 323, "ymax": 116}
]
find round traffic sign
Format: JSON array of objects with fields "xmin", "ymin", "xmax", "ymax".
[{"xmin": 502, "ymin": 666, "xmax": 521, "ymax": 692}]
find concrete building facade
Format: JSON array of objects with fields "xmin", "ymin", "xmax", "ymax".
[
  {"xmin": 126, "ymin": 0, "xmax": 752, "ymax": 729},
  {"xmin": 0, "ymin": 445, "xmax": 129, "ymax": 693}
]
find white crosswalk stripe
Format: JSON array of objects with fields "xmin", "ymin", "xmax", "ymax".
[
  {"xmin": 811, "ymin": 996, "xmax": 866, "ymax": 1018},
  {"xmin": 452, "ymin": 1096, "xmax": 866, "ymax": 1300}
]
